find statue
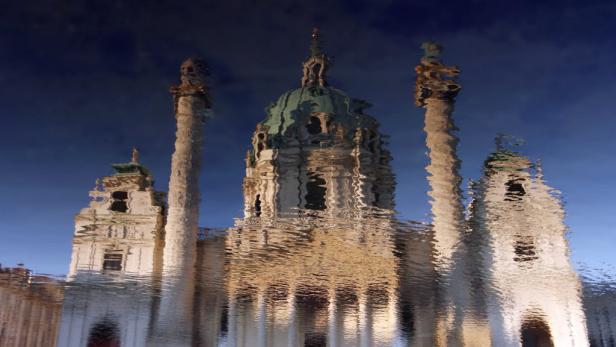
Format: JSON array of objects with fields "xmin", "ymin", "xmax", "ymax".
[
  {"xmin": 131, "ymin": 147, "xmax": 139, "ymax": 163},
  {"xmin": 420, "ymin": 41, "xmax": 442, "ymax": 61}
]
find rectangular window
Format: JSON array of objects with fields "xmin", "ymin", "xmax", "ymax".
[
  {"xmin": 513, "ymin": 235, "xmax": 538, "ymax": 262},
  {"xmin": 102, "ymin": 252, "xmax": 123, "ymax": 271},
  {"xmin": 110, "ymin": 191, "xmax": 128, "ymax": 213}
]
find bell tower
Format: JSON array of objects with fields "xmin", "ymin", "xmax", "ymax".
[
  {"xmin": 469, "ymin": 140, "xmax": 588, "ymax": 346},
  {"xmin": 69, "ymin": 148, "xmax": 165, "ymax": 276}
]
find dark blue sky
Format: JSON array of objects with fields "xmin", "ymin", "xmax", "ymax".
[{"xmin": 1, "ymin": 0, "xmax": 615, "ymax": 275}]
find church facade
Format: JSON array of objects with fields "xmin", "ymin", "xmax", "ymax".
[{"xmin": 54, "ymin": 30, "xmax": 592, "ymax": 347}]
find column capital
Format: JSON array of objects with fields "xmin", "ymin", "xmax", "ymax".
[
  {"xmin": 170, "ymin": 57, "xmax": 212, "ymax": 108},
  {"xmin": 414, "ymin": 42, "xmax": 461, "ymax": 107}
]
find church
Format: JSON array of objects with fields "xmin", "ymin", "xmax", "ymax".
[{"xmin": 56, "ymin": 30, "xmax": 589, "ymax": 347}]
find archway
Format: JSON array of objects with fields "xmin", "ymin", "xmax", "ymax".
[
  {"xmin": 520, "ymin": 317, "xmax": 553, "ymax": 347},
  {"xmin": 87, "ymin": 316, "xmax": 120, "ymax": 347}
]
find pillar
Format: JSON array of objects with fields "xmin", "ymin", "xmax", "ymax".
[
  {"xmin": 164, "ymin": 57, "xmax": 212, "ymax": 268},
  {"xmin": 415, "ymin": 42, "xmax": 464, "ymax": 272}
]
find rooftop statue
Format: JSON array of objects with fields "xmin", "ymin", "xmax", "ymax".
[
  {"xmin": 131, "ymin": 146, "xmax": 139, "ymax": 163},
  {"xmin": 421, "ymin": 41, "xmax": 442, "ymax": 61}
]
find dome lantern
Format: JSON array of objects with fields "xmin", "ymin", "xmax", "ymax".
[{"xmin": 301, "ymin": 28, "xmax": 330, "ymax": 87}]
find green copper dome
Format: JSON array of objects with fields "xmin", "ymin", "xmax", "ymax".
[{"xmin": 260, "ymin": 86, "xmax": 377, "ymax": 137}]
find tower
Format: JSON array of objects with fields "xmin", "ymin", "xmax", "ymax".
[
  {"xmin": 59, "ymin": 150, "xmax": 165, "ymax": 347},
  {"xmin": 414, "ymin": 42, "xmax": 464, "ymax": 270},
  {"xmin": 469, "ymin": 139, "xmax": 588, "ymax": 346},
  {"xmin": 68, "ymin": 148, "xmax": 165, "ymax": 276},
  {"xmin": 242, "ymin": 29, "xmax": 395, "ymax": 218},
  {"xmin": 164, "ymin": 57, "xmax": 212, "ymax": 267}
]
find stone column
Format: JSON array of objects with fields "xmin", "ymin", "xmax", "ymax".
[
  {"xmin": 164, "ymin": 57, "xmax": 212, "ymax": 268},
  {"xmin": 151, "ymin": 58, "xmax": 212, "ymax": 347},
  {"xmin": 287, "ymin": 284, "xmax": 298, "ymax": 347},
  {"xmin": 415, "ymin": 42, "xmax": 464, "ymax": 271},
  {"xmin": 416, "ymin": 43, "xmax": 474, "ymax": 346},
  {"xmin": 327, "ymin": 288, "xmax": 338, "ymax": 347}
]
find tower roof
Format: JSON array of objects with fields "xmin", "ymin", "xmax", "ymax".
[
  {"xmin": 484, "ymin": 136, "xmax": 532, "ymax": 173},
  {"xmin": 111, "ymin": 148, "xmax": 151, "ymax": 176}
]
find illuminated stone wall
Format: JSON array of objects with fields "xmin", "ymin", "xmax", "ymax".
[
  {"xmin": 470, "ymin": 149, "xmax": 588, "ymax": 346},
  {"xmin": 0, "ymin": 267, "xmax": 63, "ymax": 347},
  {"xmin": 68, "ymin": 152, "xmax": 165, "ymax": 276}
]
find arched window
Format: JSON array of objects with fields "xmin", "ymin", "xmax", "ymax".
[
  {"xmin": 254, "ymin": 194, "xmax": 262, "ymax": 217},
  {"xmin": 311, "ymin": 63, "xmax": 322, "ymax": 77},
  {"xmin": 256, "ymin": 133, "xmax": 266, "ymax": 153},
  {"xmin": 253, "ymin": 129, "xmax": 268, "ymax": 159},
  {"xmin": 307, "ymin": 116, "xmax": 322, "ymax": 135}
]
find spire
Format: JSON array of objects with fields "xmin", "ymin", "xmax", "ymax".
[
  {"xmin": 302, "ymin": 28, "xmax": 329, "ymax": 87},
  {"xmin": 310, "ymin": 28, "xmax": 322, "ymax": 57}
]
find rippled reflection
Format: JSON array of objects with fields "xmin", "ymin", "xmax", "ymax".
[
  {"xmin": 3, "ymin": 203, "xmax": 611, "ymax": 346},
  {"xmin": 1, "ymin": 37, "xmax": 614, "ymax": 347}
]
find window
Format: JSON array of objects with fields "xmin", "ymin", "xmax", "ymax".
[
  {"xmin": 513, "ymin": 235, "xmax": 538, "ymax": 262},
  {"xmin": 306, "ymin": 116, "xmax": 322, "ymax": 135},
  {"xmin": 109, "ymin": 191, "xmax": 128, "ymax": 212},
  {"xmin": 505, "ymin": 179, "xmax": 525, "ymax": 201},
  {"xmin": 311, "ymin": 63, "xmax": 322, "ymax": 76},
  {"xmin": 257, "ymin": 133, "xmax": 265, "ymax": 152},
  {"xmin": 305, "ymin": 173, "xmax": 326, "ymax": 210},
  {"xmin": 102, "ymin": 252, "xmax": 123, "ymax": 271},
  {"xmin": 254, "ymin": 194, "xmax": 262, "ymax": 217}
]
